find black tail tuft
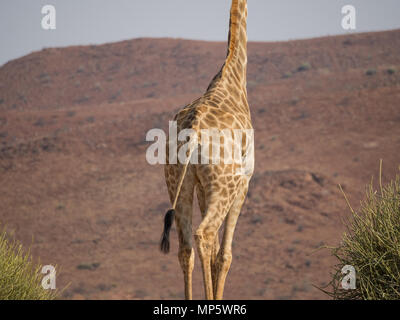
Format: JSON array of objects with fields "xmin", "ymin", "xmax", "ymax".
[{"xmin": 160, "ymin": 209, "xmax": 175, "ymax": 254}]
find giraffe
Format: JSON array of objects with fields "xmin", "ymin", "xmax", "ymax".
[{"xmin": 160, "ymin": 0, "xmax": 253, "ymax": 300}]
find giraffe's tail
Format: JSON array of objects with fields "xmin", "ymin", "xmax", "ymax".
[
  {"xmin": 160, "ymin": 209, "xmax": 175, "ymax": 254},
  {"xmin": 159, "ymin": 129, "xmax": 199, "ymax": 254}
]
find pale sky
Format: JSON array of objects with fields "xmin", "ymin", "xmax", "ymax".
[{"xmin": 0, "ymin": 0, "xmax": 400, "ymax": 66}]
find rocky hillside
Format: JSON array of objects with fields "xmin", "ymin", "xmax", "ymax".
[{"xmin": 0, "ymin": 29, "xmax": 399, "ymax": 299}]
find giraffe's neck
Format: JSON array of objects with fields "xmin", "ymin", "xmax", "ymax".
[{"xmin": 207, "ymin": 0, "xmax": 248, "ymax": 92}]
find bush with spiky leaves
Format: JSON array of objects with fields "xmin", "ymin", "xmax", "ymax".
[
  {"xmin": 324, "ymin": 164, "xmax": 400, "ymax": 300},
  {"xmin": 0, "ymin": 230, "xmax": 58, "ymax": 300}
]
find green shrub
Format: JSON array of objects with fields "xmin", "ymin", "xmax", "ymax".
[
  {"xmin": 283, "ymin": 72, "xmax": 292, "ymax": 79},
  {"xmin": 387, "ymin": 67, "xmax": 396, "ymax": 75},
  {"xmin": 86, "ymin": 116, "xmax": 95, "ymax": 123},
  {"xmin": 323, "ymin": 163, "xmax": 400, "ymax": 299},
  {"xmin": 34, "ymin": 118, "xmax": 46, "ymax": 127},
  {"xmin": 76, "ymin": 262, "xmax": 100, "ymax": 271},
  {"xmin": 366, "ymin": 69, "xmax": 377, "ymax": 76},
  {"xmin": 297, "ymin": 62, "xmax": 311, "ymax": 72},
  {"xmin": 0, "ymin": 230, "xmax": 57, "ymax": 300},
  {"xmin": 77, "ymin": 66, "xmax": 85, "ymax": 73}
]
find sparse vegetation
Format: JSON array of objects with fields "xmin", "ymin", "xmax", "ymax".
[
  {"xmin": 297, "ymin": 62, "xmax": 311, "ymax": 72},
  {"xmin": 38, "ymin": 73, "xmax": 49, "ymax": 79},
  {"xmin": 387, "ymin": 67, "xmax": 396, "ymax": 75},
  {"xmin": 86, "ymin": 116, "xmax": 95, "ymax": 123},
  {"xmin": 109, "ymin": 90, "xmax": 121, "ymax": 101},
  {"xmin": 93, "ymin": 82, "xmax": 102, "ymax": 91},
  {"xmin": 76, "ymin": 262, "xmax": 100, "ymax": 271},
  {"xmin": 34, "ymin": 117, "xmax": 46, "ymax": 127},
  {"xmin": 38, "ymin": 73, "xmax": 52, "ymax": 84},
  {"xmin": 74, "ymin": 95, "xmax": 91, "ymax": 104},
  {"xmin": 76, "ymin": 66, "xmax": 85, "ymax": 73},
  {"xmin": 0, "ymin": 229, "xmax": 57, "ymax": 300},
  {"xmin": 250, "ymin": 215, "xmax": 263, "ymax": 224},
  {"xmin": 343, "ymin": 39, "xmax": 352, "ymax": 46},
  {"xmin": 323, "ymin": 163, "xmax": 400, "ymax": 300},
  {"xmin": 56, "ymin": 203, "xmax": 65, "ymax": 210},
  {"xmin": 366, "ymin": 69, "xmax": 377, "ymax": 76},
  {"xmin": 1, "ymin": 28, "xmax": 400, "ymax": 300},
  {"xmin": 290, "ymin": 97, "xmax": 300, "ymax": 106},
  {"xmin": 141, "ymin": 81, "xmax": 158, "ymax": 89},
  {"xmin": 97, "ymin": 283, "xmax": 117, "ymax": 292},
  {"xmin": 283, "ymin": 72, "xmax": 292, "ymax": 79},
  {"xmin": 0, "ymin": 117, "xmax": 7, "ymax": 126},
  {"xmin": 0, "ymin": 131, "xmax": 8, "ymax": 138}
]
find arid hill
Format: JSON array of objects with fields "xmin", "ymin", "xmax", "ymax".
[{"xmin": 0, "ymin": 29, "xmax": 399, "ymax": 299}]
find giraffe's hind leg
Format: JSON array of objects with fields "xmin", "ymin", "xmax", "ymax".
[
  {"xmin": 176, "ymin": 200, "xmax": 195, "ymax": 300},
  {"xmin": 194, "ymin": 190, "xmax": 232, "ymax": 300},
  {"xmin": 213, "ymin": 178, "xmax": 249, "ymax": 300},
  {"xmin": 177, "ymin": 185, "xmax": 196, "ymax": 299},
  {"xmin": 196, "ymin": 184, "xmax": 220, "ymax": 292},
  {"xmin": 166, "ymin": 165, "xmax": 196, "ymax": 300}
]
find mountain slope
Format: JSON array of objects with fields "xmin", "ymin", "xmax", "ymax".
[{"xmin": 0, "ymin": 30, "xmax": 399, "ymax": 299}]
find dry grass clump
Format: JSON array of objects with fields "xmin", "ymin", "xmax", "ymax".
[
  {"xmin": 324, "ymin": 162, "xmax": 400, "ymax": 299},
  {"xmin": 0, "ymin": 230, "xmax": 58, "ymax": 300}
]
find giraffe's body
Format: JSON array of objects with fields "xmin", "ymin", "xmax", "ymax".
[{"xmin": 160, "ymin": 0, "xmax": 253, "ymax": 300}]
